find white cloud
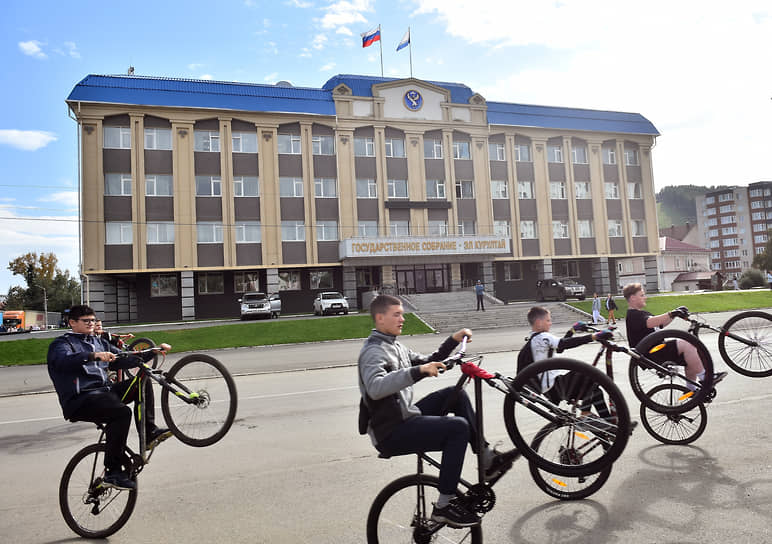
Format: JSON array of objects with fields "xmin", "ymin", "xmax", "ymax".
[
  {"xmin": 287, "ymin": 0, "xmax": 313, "ymax": 7},
  {"xmin": 267, "ymin": 41, "xmax": 279, "ymax": 55},
  {"xmin": 0, "ymin": 130, "xmax": 57, "ymax": 151},
  {"xmin": 319, "ymin": 0, "xmax": 372, "ymax": 34},
  {"xmin": 188, "ymin": 63, "xmax": 204, "ymax": 70},
  {"xmin": 37, "ymin": 191, "xmax": 78, "ymax": 209},
  {"xmin": 312, "ymin": 34, "xmax": 327, "ymax": 50},
  {"xmin": 63, "ymin": 41, "xmax": 80, "ymax": 59},
  {"xmin": 201, "ymin": 74, "xmax": 213, "ymax": 80},
  {"xmin": 264, "ymin": 72, "xmax": 279, "ymax": 82},
  {"xmin": 336, "ymin": 27, "xmax": 353, "ymax": 36},
  {"xmin": 320, "ymin": 62, "xmax": 336, "ymax": 71},
  {"xmin": 18, "ymin": 40, "xmax": 46, "ymax": 59},
  {"xmin": 299, "ymin": 47, "xmax": 312, "ymax": 58}
]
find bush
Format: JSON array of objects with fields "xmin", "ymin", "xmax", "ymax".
[{"xmin": 740, "ymin": 269, "xmax": 765, "ymax": 289}]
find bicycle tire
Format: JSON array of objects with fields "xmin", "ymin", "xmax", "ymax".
[
  {"xmin": 630, "ymin": 329, "xmax": 714, "ymax": 413},
  {"xmin": 503, "ymin": 357, "xmax": 631, "ymax": 477},
  {"xmin": 59, "ymin": 443, "xmax": 137, "ymax": 538},
  {"xmin": 528, "ymin": 422, "xmax": 612, "ymax": 500},
  {"xmin": 639, "ymin": 384, "xmax": 707, "ymax": 445},
  {"xmin": 366, "ymin": 474, "xmax": 482, "ymax": 544},
  {"xmin": 718, "ymin": 310, "xmax": 772, "ymax": 378},
  {"xmin": 128, "ymin": 337, "xmax": 158, "ymax": 370},
  {"xmin": 160, "ymin": 353, "xmax": 238, "ymax": 447}
]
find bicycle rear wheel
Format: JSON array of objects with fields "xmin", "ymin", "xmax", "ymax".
[
  {"xmin": 161, "ymin": 353, "xmax": 238, "ymax": 447},
  {"xmin": 59, "ymin": 443, "xmax": 137, "ymax": 538},
  {"xmin": 718, "ymin": 310, "xmax": 772, "ymax": 377},
  {"xmin": 629, "ymin": 329, "xmax": 714, "ymax": 414},
  {"xmin": 503, "ymin": 358, "xmax": 630, "ymax": 477},
  {"xmin": 366, "ymin": 474, "xmax": 482, "ymax": 544},
  {"xmin": 640, "ymin": 384, "xmax": 707, "ymax": 445}
]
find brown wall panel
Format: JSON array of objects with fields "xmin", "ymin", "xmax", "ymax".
[
  {"xmin": 280, "ymin": 197, "xmax": 305, "ymax": 220},
  {"xmin": 457, "ymin": 199, "xmax": 477, "ymax": 220},
  {"xmin": 104, "ymin": 196, "xmax": 132, "ymax": 221},
  {"xmin": 145, "ymin": 196, "xmax": 174, "ymax": 221},
  {"xmin": 234, "ymin": 197, "xmax": 260, "ymax": 221},
  {"xmin": 194, "ymin": 119, "xmax": 219, "ymax": 130},
  {"xmin": 490, "ymin": 162, "xmax": 508, "ymax": 180},
  {"xmin": 236, "ymin": 243, "xmax": 262, "ymax": 266},
  {"xmin": 144, "ymin": 115, "xmax": 171, "ymax": 128},
  {"xmin": 105, "ymin": 245, "xmax": 133, "ymax": 270},
  {"xmin": 386, "ymin": 158, "xmax": 408, "ymax": 178},
  {"xmin": 147, "ymin": 245, "xmax": 174, "ymax": 268},
  {"xmin": 233, "ymin": 153, "xmax": 259, "ymax": 176},
  {"xmin": 633, "ymin": 237, "xmax": 649, "ymax": 252},
  {"xmin": 196, "ymin": 197, "xmax": 223, "ymax": 221},
  {"xmin": 354, "ymin": 157, "xmax": 377, "ymax": 178},
  {"xmin": 626, "ymin": 165, "xmax": 642, "ymax": 183},
  {"xmin": 579, "ymin": 239, "xmax": 597, "ymax": 255},
  {"xmin": 573, "ymin": 164, "xmax": 590, "ymax": 182},
  {"xmin": 554, "ymin": 239, "xmax": 572, "ymax": 255},
  {"xmin": 145, "ymin": 150, "xmax": 173, "ymax": 173},
  {"xmin": 278, "ymin": 155, "xmax": 303, "ymax": 177},
  {"xmin": 317, "ymin": 242, "xmax": 339, "ymax": 263},
  {"xmin": 313, "ymin": 155, "xmax": 337, "ymax": 177},
  {"xmin": 103, "ymin": 149, "xmax": 131, "ymax": 173},
  {"xmin": 629, "ymin": 199, "xmax": 645, "ymax": 218},
  {"xmin": 550, "ymin": 199, "xmax": 569, "ymax": 218},
  {"xmin": 492, "ymin": 199, "xmax": 510, "ymax": 219},
  {"xmin": 104, "ymin": 114, "xmax": 130, "ymax": 126},
  {"xmin": 519, "ymin": 200, "xmax": 537, "ymax": 219},
  {"xmin": 603, "ymin": 164, "xmax": 619, "ymax": 183},
  {"xmin": 454, "ymin": 160, "xmax": 473, "ymax": 180},
  {"xmin": 282, "ymin": 242, "xmax": 307, "ymax": 264},
  {"xmin": 197, "ymin": 244, "xmax": 224, "ymax": 267},
  {"xmin": 231, "ymin": 119, "xmax": 255, "ymax": 132},
  {"xmin": 548, "ymin": 163, "xmax": 566, "ymax": 181},
  {"xmin": 516, "ymin": 161, "xmax": 534, "ymax": 180},
  {"xmin": 610, "ymin": 238, "xmax": 626, "ymax": 254},
  {"xmin": 194, "ymin": 152, "xmax": 221, "ymax": 175},
  {"xmin": 424, "ymin": 159, "xmax": 445, "ymax": 179},
  {"xmin": 522, "ymin": 239, "xmax": 540, "ymax": 256},
  {"xmin": 136, "ymin": 273, "xmax": 182, "ymax": 322},
  {"xmin": 315, "ymin": 198, "xmax": 339, "ymax": 220},
  {"xmin": 606, "ymin": 200, "xmax": 623, "ymax": 219},
  {"xmin": 427, "ymin": 208, "xmax": 448, "ymax": 221},
  {"xmin": 576, "ymin": 199, "xmax": 594, "ymax": 218},
  {"xmin": 357, "ymin": 199, "xmax": 379, "ymax": 220}
]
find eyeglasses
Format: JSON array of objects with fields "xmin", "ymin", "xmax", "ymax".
[{"xmin": 77, "ymin": 319, "xmax": 97, "ymax": 324}]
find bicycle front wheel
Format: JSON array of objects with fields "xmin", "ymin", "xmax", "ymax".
[
  {"xmin": 366, "ymin": 474, "xmax": 482, "ymax": 544},
  {"xmin": 161, "ymin": 353, "xmax": 238, "ymax": 447},
  {"xmin": 718, "ymin": 311, "xmax": 772, "ymax": 378},
  {"xmin": 503, "ymin": 358, "xmax": 631, "ymax": 477},
  {"xmin": 640, "ymin": 384, "xmax": 707, "ymax": 445},
  {"xmin": 128, "ymin": 337, "xmax": 158, "ymax": 369},
  {"xmin": 630, "ymin": 329, "xmax": 714, "ymax": 414},
  {"xmin": 528, "ymin": 423, "xmax": 612, "ymax": 500},
  {"xmin": 59, "ymin": 443, "xmax": 137, "ymax": 538}
]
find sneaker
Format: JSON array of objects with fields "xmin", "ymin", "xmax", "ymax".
[
  {"xmin": 102, "ymin": 470, "xmax": 136, "ymax": 491},
  {"xmin": 146, "ymin": 427, "xmax": 173, "ymax": 450},
  {"xmin": 484, "ymin": 448, "xmax": 521, "ymax": 481},
  {"xmin": 710, "ymin": 371, "xmax": 728, "ymax": 386},
  {"xmin": 431, "ymin": 498, "xmax": 480, "ymax": 528}
]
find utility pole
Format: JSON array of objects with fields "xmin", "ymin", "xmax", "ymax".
[{"xmin": 42, "ymin": 286, "xmax": 48, "ymax": 329}]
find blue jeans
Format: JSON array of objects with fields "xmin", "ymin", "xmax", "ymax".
[{"xmin": 376, "ymin": 387, "xmax": 480, "ymax": 495}]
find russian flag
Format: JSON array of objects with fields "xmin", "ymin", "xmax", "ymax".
[{"xmin": 361, "ymin": 26, "xmax": 381, "ymax": 48}]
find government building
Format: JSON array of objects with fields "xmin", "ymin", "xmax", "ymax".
[{"xmin": 66, "ymin": 73, "xmax": 660, "ymax": 322}]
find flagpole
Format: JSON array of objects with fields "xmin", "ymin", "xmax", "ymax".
[
  {"xmin": 379, "ymin": 24, "xmax": 384, "ymax": 77},
  {"xmin": 408, "ymin": 26, "xmax": 413, "ymax": 78}
]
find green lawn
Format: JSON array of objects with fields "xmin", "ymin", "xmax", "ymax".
[
  {"xmin": 0, "ymin": 313, "xmax": 434, "ymax": 367},
  {"xmin": 568, "ymin": 290, "xmax": 772, "ymax": 317}
]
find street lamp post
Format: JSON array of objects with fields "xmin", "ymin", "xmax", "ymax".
[{"xmin": 41, "ymin": 286, "xmax": 48, "ymax": 329}]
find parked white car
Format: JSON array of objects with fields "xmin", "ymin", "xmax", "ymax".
[
  {"xmin": 239, "ymin": 292, "xmax": 281, "ymax": 319},
  {"xmin": 313, "ymin": 291, "xmax": 349, "ymax": 316}
]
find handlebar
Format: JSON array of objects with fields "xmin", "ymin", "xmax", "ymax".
[{"xmin": 439, "ymin": 335, "xmax": 469, "ymax": 372}]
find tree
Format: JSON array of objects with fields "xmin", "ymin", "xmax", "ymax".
[
  {"xmin": 751, "ymin": 229, "xmax": 772, "ymax": 272},
  {"xmin": 5, "ymin": 252, "xmax": 80, "ymax": 312}
]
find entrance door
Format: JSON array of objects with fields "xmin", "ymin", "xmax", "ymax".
[
  {"xmin": 396, "ymin": 270, "xmax": 415, "ymax": 294},
  {"xmin": 426, "ymin": 268, "xmax": 446, "ymax": 292}
]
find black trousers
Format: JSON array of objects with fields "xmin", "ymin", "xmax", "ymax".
[
  {"xmin": 70, "ymin": 379, "xmax": 159, "ymax": 472},
  {"xmin": 476, "ymin": 294, "xmax": 485, "ymax": 310}
]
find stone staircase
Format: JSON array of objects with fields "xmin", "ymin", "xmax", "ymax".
[{"xmin": 401, "ymin": 291, "xmax": 590, "ymax": 333}]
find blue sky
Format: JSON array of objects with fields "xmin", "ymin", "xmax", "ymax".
[{"xmin": 1, "ymin": 0, "xmax": 771, "ymax": 296}]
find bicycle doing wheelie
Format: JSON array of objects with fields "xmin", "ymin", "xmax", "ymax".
[
  {"xmin": 366, "ymin": 338, "xmax": 632, "ymax": 543},
  {"xmin": 58, "ymin": 347, "xmax": 238, "ymax": 538}
]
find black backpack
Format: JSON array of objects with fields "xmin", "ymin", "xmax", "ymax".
[{"xmin": 516, "ymin": 333, "xmax": 552, "ymax": 374}]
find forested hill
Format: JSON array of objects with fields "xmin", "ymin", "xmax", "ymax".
[{"xmin": 656, "ymin": 185, "xmax": 715, "ymax": 228}]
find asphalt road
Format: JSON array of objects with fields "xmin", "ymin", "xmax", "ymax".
[{"xmin": 0, "ymin": 323, "xmax": 770, "ymax": 543}]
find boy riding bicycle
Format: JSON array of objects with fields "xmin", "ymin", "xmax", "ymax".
[{"xmin": 47, "ymin": 305, "xmax": 172, "ymax": 491}]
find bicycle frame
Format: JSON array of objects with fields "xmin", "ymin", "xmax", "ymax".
[{"xmin": 686, "ymin": 315, "xmax": 759, "ymax": 348}]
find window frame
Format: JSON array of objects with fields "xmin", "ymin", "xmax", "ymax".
[
  {"xmin": 514, "ymin": 144, "xmax": 531, "ymax": 162},
  {"xmin": 384, "ymin": 138, "xmax": 406, "ymax": 158},
  {"xmin": 235, "ymin": 221, "xmax": 261, "ymax": 244},
  {"xmin": 552, "ymin": 220, "xmax": 569, "ymax": 239},
  {"xmin": 491, "ymin": 180, "xmax": 509, "ymax": 199},
  {"xmin": 316, "ymin": 220, "xmax": 339, "ymax": 241},
  {"xmin": 146, "ymin": 221, "xmax": 175, "ymax": 245},
  {"xmin": 549, "ymin": 181, "xmax": 567, "ymax": 200},
  {"xmin": 314, "ymin": 177, "xmax": 337, "ymax": 198},
  {"xmin": 387, "ymin": 179, "xmax": 408, "ymax": 199},
  {"xmin": 279, "ymin": 177, "xmax": 304, "ymax": 198},
  {"xmin": 196, "ymin": 221, "xmax": 224, "ymax": 244},
  {"xmin": 452, "ymin": 141, "xmax": 471, "ymax": 160},
  {"xmin": 389, "ymin": 220, "xmax": 410, "ymax": 237},
  {"xmin": 281, "ymin": 221, "xmax": 306, "ymax": 241},
  {"xmin": 356, "ymin": 178, "xmax": 377, "ymax": 199},
  {"xmin": 518, "ymin": 180, "xmax": 534, "ymax": 199},
  {"xmin": 455, "ymin": 179, "xmax": 474, "ymax": 199},
  {"xmin": 358, "ymin": 221, "xmax": 378, "ymax": 237},
  {"xmin": 608, "ymin": 219, "xmax": 624, "ymax": 237},
  {"xmin": 145, "ymin": 174, "xmax": 173, "ymax": 197},
  {"xmin": 548, "ymin": 145, "xmax": 563, "ymax": 163},
  {"xmin": 194, "ymin": 130, "xmax": 220, "ymax": 152},
  {"xmin": 520, "ymin": 220, "xmax": 537, "ymax": 239},
  {"xmin": 424, "ymin": 139, "xmax": 443, "ymax": 159},
  {"xmin": 426, "ymin": 179, "xmax": 447, "ymax": 200},
  {"xmin": 104, "ymin": 126, "xmax": 131, "ymax": 149},
  {"xmin": 311, "ymin": 134, "xmax": 335, "ymax": 156},
  {"xmin": 572, "ymin": 146, "xmax": 588, "ymax": 164},
  {"xmin": 493, "ymin": 220, "xmax": 511, "ymax": 238},
  {"xmin": 574, "ymin": 181, "xmax": 591, "ymax": 199},
  {"xmin": 105, "ymin": 173, "xmax": 133, "ymax": 196},
  {"xmin": 195, "ymin": 176, "xmax": 222, "ymax": 197},
  {"xmin": 144, "ymin": 127, "xmax": 172, "ymax": 150},
  {"xmin": 354, "ymin": 137, "xmax": 375, "ymax": 157},
  {"xmin": 488, "ymin": 142, "xmax": 505, "ymax": 161},
  {"xmin": 232, "ymin": 131, "xmax": 258, "ymax": 153},
  {"xmin": 150, "ymin": 273, "xmax": 178, "ymax": 297},
  {"xmin": 278, "ymin": 133, "xmax": 302, "ymax": 154},
  {"xmin": 197, "ymin": 272, "xmax": 225, "ymax": 295},
  {"xmin": 233, "ymin": 176, "xmax": 259, "ymax": 197},
  {"xmin": 105, "ymin": 221, "xmax": 133, "ymax": 245}
]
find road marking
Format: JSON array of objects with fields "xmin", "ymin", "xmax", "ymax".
[
  {"xmin": 241, "ymin": 385, "xmax": 359, "ymax": 401},
  {"xmin": 0, "ymin": 415, "xmax": 61, "ymax": 426}
]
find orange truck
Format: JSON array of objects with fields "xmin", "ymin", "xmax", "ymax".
[{"xmin": 2, "ymin": 310, "xmax": 59, "ymax": 331}]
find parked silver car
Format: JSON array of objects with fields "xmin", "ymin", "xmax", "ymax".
[
  {"xmin": 239, "ymin": 292, "xmax": 281, "ymax": 319},
  {"xmin": 313, "ymin": 291, "xmax": 349, "ymax": 316}
]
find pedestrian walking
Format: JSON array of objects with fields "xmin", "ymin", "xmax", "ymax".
[
  {"xmin": 591, "ymin": 292, "xmax": 605, "ymax": 325},
  {"xmin": 475, "ymin": 280, "xmax": 485, "ymax": 311},
  {"xmin": 605, "ymin": 293, "xmax": 618, "ymax": 324}
]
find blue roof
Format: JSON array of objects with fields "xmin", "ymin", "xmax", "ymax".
[
  {"xmin": 487, "ymin": 101, "xmax": 659, "ymax": 136},
  {"xmin": 322, "ymin": 74, "xmax": 475, "ymax": 105},
  {"xmin": 66, "ymin": 75, "xmax": 336, "ymax": 115}
]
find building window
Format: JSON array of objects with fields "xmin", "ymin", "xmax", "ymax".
[
  {"xmin": 707, "ymin": 218, "xmax": 718, "ymax": 226},
  {"xmin": 388, "ymin": 179, "xmax": 408, "ymax": 199},
  {"xmin": 147, "ymin": 222, "xmax": 174, "ymax": 244},
  {"xmin": 718, "ymin": 193, "xmax": 733, "ymax": 202},
  {"xmin": 317, "ymin": 221, "xmax": 339, "ymax": 241},
  {"xmin": 711, "ymin": 251, "xmax": 721, "ymax": 259},
  {"xmin": 357, "ymin": 178, "xmax": 377, "ymax": 199},
  {"xmin": 354, "ymin": 137, "xmax": 375, "ymax": 157},
  {"xmin": 453, "ymin": 141, "xmax": 471, "ymax": 160},
  {"xmin": 105, "ymin": 173, "xmax": 132, "ymax": 196},
  {"xmin": 724, "ymin": 249, "xmax": 740, "ymax": 258},
  {"xmin": 628, "ymin": 182, "xmax": 642, "ymax": 199},
  {"xmin": 145, "ymin": 175, "xmax": 173, "ymax": 196},
  {"xmin": 603, "ymin": 148, "xmax": 616, "ymax": 165},
  {"xmin": 723, "ymin": 238, "xmax": 739, "ymax": 247},
  {"xmin": 752, "ymin": 212, "xmax": 764, "ymax": 220},
  {"xmin": 548, "ymin": 145, "xmax": 563, "ymax": 163},
  {"xmin": 552, "ymin": 221, "xmax": 569, "ymax": 239},
  {"xmin": 624, "ymin": 148, "xmax": 639, "ymax": 166},
  {"xmin": 278, "ymin": 133, "xmax": 302, "ymax": 154},
  {"xmin": 491, "ymin": 180, "xmax": 508, "ymax": 199},
  {"xmin": 234, "ymin": 176, "xmax": 259, "ymax": 197},
  {"xmin": 428, "ymin": 220, "xmax": 448, "ymax": 236},
  {"xmin": 575, "ymin": 181, "xmax": 591, "ymax": 199},
  {"xmin": 754, "ymin": 234, "xmax": 769, "ymax": 244},
  {"xmin": 426, "ymin": 179, "xmax": 446, "ymax": 199},
  {"xmin": 752, "ymin": 223, "xmax": 766, "ymax": 232},
  {"xmin": 144, "ymin": 128, "xmax": 172, "ymax": 150},
  {"xmin": 515, "ymin": 144, "xmax": 531, "ymax": 162},
  {"xmin": 632, "ymin": 220, "xmax": 646, "ymax": 237},
  {"xmin": 235, "ymin": 221, "xmax": 261, "ymax": 243},
  {"xmin": 281, "ymin": 221, "xmax": 305, "ymax": 241},
  {"xmin": 150, "ymin": 273, "xmax": 178, "ymax": 297},
  {"xmin": 279, "ymin": 177, "xmax": 304, "ymax": 197},
  {"xmin": 278, "ymin": 270, "xmax": 301, "ymax": 290},
  {"xmin": 389, "ymin": 221, "xmax": 410, "ymax": 236},
  {"xmin": 503, "ymin": 262, "xmax": 522, "ymax": 281},
  {"xmin": 234, "ymin": 271, "xmax": 260, "ymax": 293},
  {"xmin": 232, "ymin": 132, "xmax": 258, "ymax": 153},
  {"xmin": 104, "ymin": 126, "xmax": 131, "ymax": 149},
  {"xmin": 751, "ymin": 200, "xmax": 763, "ymax": 209},
  {"xmin": 385, "ymin": 138, "xmax": 406, "ymax": 158},
  {"xmin": 105, "ymin": 222, "xmax": 132, "ymax": 245},
  {"xmin": 708, "ymin": 229, "xmax": 719, "ymax": 238},
  {"xmin": 197, "ymin": 222, "xmax": 223, "ymax": 243},
  {"xmin": 489, "ymin": 142, "xmax": 505, "ymax": 161},
  {"xmin": 750, "ymin": 188, "xmax": 763, "ymax": 197},
  {"xmin": 572, "ymin": 145, "xmax": 588, "ymax": 164},
  {"xmin": 197, "ymin": 272, "xmax": 224, "ymax": 295},
  {"xmin": 710, "ymin": 239, "xmax": 720, "ymax": 248},
  {"xmin": 194, "ymin": 130, "xmax": 220, "ymax": 152},
  {"xmin": 458, "ymin": 220, "xmax": 476, "ymax": 236},
  {"xmin": 707, "ymin": 208, "xmax": 717, "ymax": 215},
  {"xmin": 310, "ymin": 270, "xmax": 334, "ymax": 290},
  {"xmin": 195, "ymin": 176, "xmax": 222, "ymax": 197},
  {"xmin": 358, "ymin": 221, "xmax": 378, "ymax": 237},
  {"xmin": 550, "ymin": 181, "xmax": 567, "ymax": 199},
  {"xmin": 578, "ymin": 220, "xmax": 594, "ymax": 238},
  {"xmin": 312, "ymin": 135, "xmax": 335, "ymax": 155},
  {"xmin": 705, "ymin": 196, "xmax": 716, "ymax": 204},
  {"xmin": 455, "ymin": 180, "xmax": 474, "ymax": 199},
  {"xmin": 518, "ymin": 181, "xmax": 534, "ymax": 199},
  {"xmin": 314, "ymin": 178, "xmax": 337, "ymax": 198},
  {"xmin": 608, "ymin": 220, "xmax": 623, "ymax": 237},
  {"xmin": 719, "ymin": 204, "xmax": 735, "ymax": 213},
  {"xmin": 757, "ymin": 246, "xmax": 767, "ymax": 254},
  {"xmin": 605, "ymin": 182, "xmax": 620, "ymax": 199},
  {"xmin": 520, "ymin": 220, "xmax": 537, "ymax": 239},
  {"xmin": 424, "ymin": 139, "xmax": 443, "ymax": 159},
  {"xmin": 555, "ymin": 261, "xmax": 579, "ymax": 277},
  {"xmin": 494, "ymin": 220, "xmax": 511, "ymax": 238}
]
